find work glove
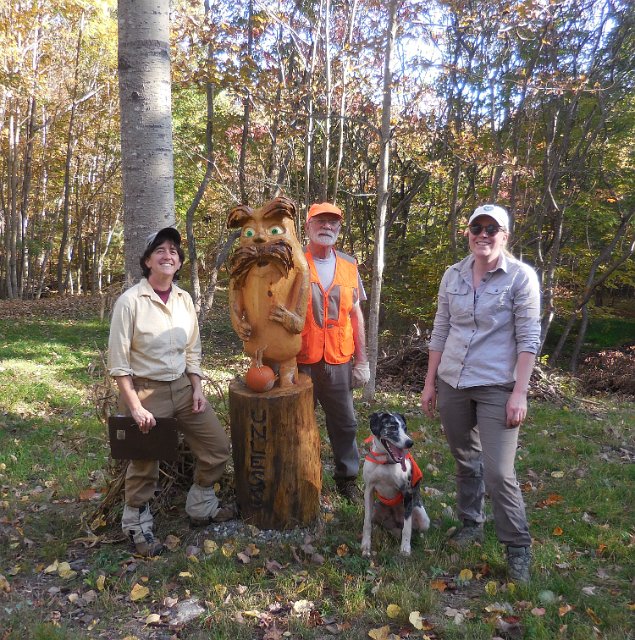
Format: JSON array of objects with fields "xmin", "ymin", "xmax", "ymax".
[{"xmin": 351, "ymin": 361, "xmax": 370, "ymax": 389}]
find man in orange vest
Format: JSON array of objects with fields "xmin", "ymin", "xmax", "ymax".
[{"xmin": 297, "ymin": 202, "xmax": 370, "ymax": 502}]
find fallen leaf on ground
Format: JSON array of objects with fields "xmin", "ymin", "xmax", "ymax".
[
  {"xmin": 145, "ymin": 613, "xmax": 161, "ymax": 625},
  {"xmin": 586, "ymin": 608, "xmax": 602, "ymax": 624},
  {"xmin": 130, "ymin": 583, "xmax": 150, "ymax": 601},
  {"xmin": 485, "ymin": 581, "xmax": 497, "ymax": 596},
  {"xmin": 367, "ymin": 625, "xmax": 391, "ymax": 639},
  {"xmin": 386, "ymin": 604, "xmax": 401, "ymax": 618},
  {"xmin": 0, "ymin": 575, "xmax": 10, "ymax": 592},
  {"xmin": 552, "ymin": 526, "xmax": 564, "ymax": 536},
  {"xmin": 44, "ymin": 560, "xmax": 59, "ymax": 574},
  {"xmin": 203, "ymin": 539, "xmax": 218, "ymax": 554},
  {"xmin": 164, "ymin": 535, "xmax": 180, "ymax": 551},
  {"xmin": 430, "ymin": 579, "xmax": 448, "ymax": 592},
  {"xmin": 57, "ymin": 562, "xmax": 77, "ymax": 579},
  {"xmin": 559, "ymin": 604, "xmax": 574, "ymax": 616},
  {"xmin": 336, "ymin": 543, "xmax": 349, "ymax": 557},
  {"xmin": 531, "ymin": 607, "xmax": 546, "ymax": 616},
  {"xmin": 458, "ymin": 568, "xmax": 473, "ymax": 581},
  {"xmin": 292, "ymin": 599, "xmax": 314, "ymax": 614},
  {"xmin": 96, "ymin": 575, "xmax": 106, "ymax": 591}
]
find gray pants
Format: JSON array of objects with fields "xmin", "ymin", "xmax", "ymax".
[
  {"xmin": 298, "ymin": 360, "xmax": 359, "ymax": 479},
  {"xmin": 437, "ymin": 378, "xmax": 531, "ymax": 547}
]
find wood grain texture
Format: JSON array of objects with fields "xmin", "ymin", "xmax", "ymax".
[{"xmin": 229, "ymin": 373, "xmax": 321, "ymax": 529}]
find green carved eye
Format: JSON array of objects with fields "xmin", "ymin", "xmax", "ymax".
[
  {"xmin": 243, "ymin": 227, "xmax": 255, "ymax": 238},
  {"xmin": 269, "ymin": 225, "xmax": 284, "ymax": 236}
]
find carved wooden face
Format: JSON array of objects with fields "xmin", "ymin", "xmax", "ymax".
[{"xmin": 228, "ymin": 197, "xmax": 301, "ymax": 248}]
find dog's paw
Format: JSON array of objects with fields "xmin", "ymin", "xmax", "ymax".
[
  {"xmin": 361, "ymin": 541, "xmax": 371, "ymax": 557},
  {"xmin": 400, "ymin": 546, "xmax": 412, "ymax": 557}
]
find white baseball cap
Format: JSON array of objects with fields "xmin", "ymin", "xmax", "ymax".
[{"xmin": 468, "ymin": 204, "xmax": 509, "ymax": 230}]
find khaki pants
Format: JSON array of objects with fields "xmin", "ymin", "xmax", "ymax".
[
  {"xmin": 437, "ymin": 378, "xmax": 531, "ymax": 547},
  {"xmin": 120, "ymin": 374, "xmax": 230, "ymax": 507}
]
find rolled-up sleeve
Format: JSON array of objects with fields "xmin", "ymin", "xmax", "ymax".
[
  {"xmin": 513, "ymin": 265, "xmax": 541, "ymax": 355},
  {"xmin": 108, "ymin": 296, "xmax": 135, "ymax": 377},
  {"xmin": 428, "ymin": 268, "xmax": 452, "ymax": 352}
]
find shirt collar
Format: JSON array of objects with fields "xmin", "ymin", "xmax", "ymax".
[
  {"xmin": 139, "ymin": 277, "xmax": 183, "ymax": 298},
  {"xmin": 457, "ymin": 252, "xmax": 509, "ymax": 282}
]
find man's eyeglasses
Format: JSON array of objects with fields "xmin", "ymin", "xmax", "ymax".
[{"xmin": 469, "ymin": 223, "xmax": 503, "ymax": 237}]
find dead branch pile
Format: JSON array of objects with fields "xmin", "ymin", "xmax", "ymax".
[
  {"xmin": 375, "ymin": 327, "xmax": 572, "ymax": 404},
  {"xmin": 577, "ymin": 345, "xmax": 635, "ymax": 396}
]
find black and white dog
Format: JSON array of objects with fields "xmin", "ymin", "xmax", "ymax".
[{"xmin": 361, "ymin": 412, "xmax": 430, "ymax": 557}]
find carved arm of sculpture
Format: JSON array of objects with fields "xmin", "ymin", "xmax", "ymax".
[
  {"xmin": 268, "ymin": 265, "xmax": 309, "ymax": 334},
  {"xmin": 228, "ymin": 285, "xmax": 252, "ymax": 341}
]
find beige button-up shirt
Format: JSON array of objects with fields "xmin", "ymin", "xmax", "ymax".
[
  {"xmin": 108, "ymin": 278, "xmax": 204, "ymax": 381},
  {"xmin": 429, "ymin": 253, "xmax": 541, "ymax": 389}
]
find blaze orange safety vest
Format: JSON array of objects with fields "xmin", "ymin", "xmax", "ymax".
[{"xmin": 297, "ymin": 249, "xmax": 359, "ymax": 365}]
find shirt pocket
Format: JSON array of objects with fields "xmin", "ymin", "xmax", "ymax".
[
  {"xmin": 446, "ymin": 281, "xmax": 472, "ymax": 318},
  {"xmin": 482, "ymin": 285, "xmax": 512, "ymax": 318}
]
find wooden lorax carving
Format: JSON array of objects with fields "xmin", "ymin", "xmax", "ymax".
[{"xmin": 228, "ymin": 196, "xmax": 309, "ymax": 388}]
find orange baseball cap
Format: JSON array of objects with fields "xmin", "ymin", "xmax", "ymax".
[{"xmin": 307, "ymin": 202, "xmax": 343, "ymax": 221}]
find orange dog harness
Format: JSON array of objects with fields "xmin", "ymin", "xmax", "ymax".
[{"xmin": 364, "ymin": 437, "xmax": 423, "ymax": 506}]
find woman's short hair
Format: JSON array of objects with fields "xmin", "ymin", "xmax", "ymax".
[{"xmin": 140, "ymin": 227, "xmax": 185, "ymax": 279}]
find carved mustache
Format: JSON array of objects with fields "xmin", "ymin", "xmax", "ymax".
[{"xmin": 229, "ymin": 240, "xmax": 294, "ymax": 288}]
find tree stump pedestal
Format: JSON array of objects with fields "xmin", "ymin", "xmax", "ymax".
[{"xmin": 229, "ymin": 373, "xmax": 321, "ymax": 530}]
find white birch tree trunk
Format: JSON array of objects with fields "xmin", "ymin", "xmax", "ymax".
[
  {"xmin": 118, "ymin": 0, "xmax": 175, "ymax": 285},
  {"xmin": 363, "ymin": 0, "xmax": 398, "ymax": 401}
]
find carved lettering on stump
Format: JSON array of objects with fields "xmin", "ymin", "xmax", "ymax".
[{"xmin": 229, "ymin": 374, "xmax": 321, "ymax": 530}]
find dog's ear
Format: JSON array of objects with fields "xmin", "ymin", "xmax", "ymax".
[
  {"xmin": 398, "ymin": 413, "xmax": 407, "ymax": 429},
  {"xmin": 370, "ymin": 412, "xmax": 381, "ymax": 434}
]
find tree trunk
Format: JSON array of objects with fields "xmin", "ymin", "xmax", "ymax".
[
  {"xmin": 238, "ymin": 0, "xmax": 253, "ymax": 205},
  {"xmin": 363, "ymin": 0, "xmax": 398, "ymax": 401},
  {"xmin": 320, "ymin": 0, "xmax": 332, "ymax": 202},
  {"xmin": 332, "ymin": 0, "xmax": 357, "ymax": 205},
  {"xmin": 57, "ymin": 14, "xmax": 84, "ymax": 295},
  {"xmin": 118, "ymin": 0, "xmax": 176, "ymax": 285}
]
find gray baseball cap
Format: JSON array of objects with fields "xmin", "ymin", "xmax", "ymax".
[{"xmin": 145, "ymin": 227, "xmax": 181, "ymax": 249}]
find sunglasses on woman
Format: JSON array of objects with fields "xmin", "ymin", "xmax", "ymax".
[{"xmin": 469, "ymin": 223, "xmax": 503, "ymax": 236}]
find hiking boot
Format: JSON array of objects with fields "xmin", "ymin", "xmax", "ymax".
[
  {"xmin": 507, "ymin": 545, "xmax": 531, "ymax": 583},
  {"xmin": 122, "ymin": 504, "xmax": 164, "ymax": 557},
  {"xmin": 335, "ymin": 477, "xmax": 362, "ymax": 504},
  {"xmin": 189, "ymin": 504, "xmax": 237, "ymax": 528},
  {"xmin": 447, "ymin": 519, "xmax": 484, "ymax": 548}
]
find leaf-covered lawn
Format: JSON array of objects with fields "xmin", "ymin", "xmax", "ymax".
[{"xmin": 0, "ymin": 297, "xmax": 633, "ymax": 640}]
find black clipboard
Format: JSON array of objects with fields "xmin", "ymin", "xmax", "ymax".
[{"xmin": 108, "ymin": 416, "xmax": 179, "ymax": 461}]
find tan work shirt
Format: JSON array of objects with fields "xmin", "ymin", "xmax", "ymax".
[
  {"xmin": 108, "ymin": 278, "xmax": 204, "ymax": 381},
  {"xmin": 429, "ymin": 253, "xmax": 541, "ymax": 389}
]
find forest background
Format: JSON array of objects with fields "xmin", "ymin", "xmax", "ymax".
[{"xmin": 1, "ymin": 0, "xmax": 634, "ymax": 371}]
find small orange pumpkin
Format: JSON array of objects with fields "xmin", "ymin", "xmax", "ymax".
[{"xmin": 245, "ymin": 364, "xmax": 276, "ymax": 392}]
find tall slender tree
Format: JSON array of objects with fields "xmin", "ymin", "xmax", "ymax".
[{"xmin": 118, "ymin": 0, "xmax": 175, "ymax": 284}]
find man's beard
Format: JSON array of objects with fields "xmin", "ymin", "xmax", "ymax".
[{"xmin": 229, "ymin": 240, "xmax": 294, "ymax": 288}]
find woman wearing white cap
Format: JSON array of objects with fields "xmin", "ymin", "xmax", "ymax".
[
  {"xmin": 108, "ymin": 227, "xmax": 233, "ymax": 556},
  {"xmin": 420, "ymin": 204, "xmax": 541, "ymax": 583}
]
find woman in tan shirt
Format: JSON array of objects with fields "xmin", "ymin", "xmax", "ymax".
[{"xmin": 108, "ymin": 227, "xmax": 233, "ymax": 556}]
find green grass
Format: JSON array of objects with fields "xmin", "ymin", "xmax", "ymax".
[{"xmin": 0, "ymin": 301, "xmax": 633, "ymax": 639}]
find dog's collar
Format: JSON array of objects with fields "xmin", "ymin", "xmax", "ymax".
[{"xmin": 364, "ymin": 435, "xmax": 406, "ymax": 467}]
